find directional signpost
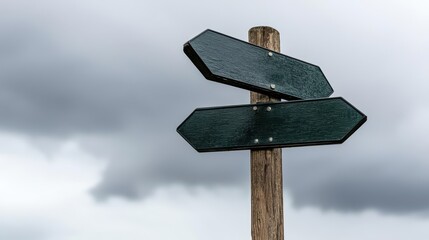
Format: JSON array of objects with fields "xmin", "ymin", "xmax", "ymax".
[
  {"xmin": 177, "ymin": 97, "xmax": 366, "ymax": 152},
  {"xmin": 178, "ymin": 27, "xmax": 366, "ymax": 240},
  {"xmin": 184, "ymin": 29, "xmax": 333, "ymax": 100}
]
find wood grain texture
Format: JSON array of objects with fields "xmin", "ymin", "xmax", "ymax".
[
  {"xmin": 183, "ymin": 29, "xmax": 333, "ymax": 100},
  {"xmin": 176, "ymin": 98, "xmax": 367, "ymax": 152},
  {"xmin": 249, "ymin": 26, "xmax": 283, "ymax": 240}
]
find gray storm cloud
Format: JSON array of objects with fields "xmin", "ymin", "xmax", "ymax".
[{"xmin": 1, "ymin": 0, "xmax": 429, "ymax": 215}]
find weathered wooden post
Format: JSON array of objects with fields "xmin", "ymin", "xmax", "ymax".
[{"xmin": 249, "ymin": 26, "xmax": 284, "ymax": 240}]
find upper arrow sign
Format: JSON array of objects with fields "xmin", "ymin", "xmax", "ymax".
[
  {"xmin": 177, "ymin": 97, "xmax": 366, "ymax": 152},
  {"xmin": 184, "ymin": 29, "xmax": 334, "ymax": 100}
]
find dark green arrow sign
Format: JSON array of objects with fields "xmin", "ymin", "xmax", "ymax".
[
  {"xmin": 177, "ymin": 97, "xmax": 366, "ymax": 152},
  {"xmin": 184, "ymin": 29, "xmax": 334, "ymax": 100}
]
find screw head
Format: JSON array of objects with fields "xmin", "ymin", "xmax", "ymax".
[
  {"xmin": 268, "ymin": 51, "xmax": 273, "ymax": 57},
  {"xmin": 267, "ymin": 106, "xmax": 272, "ymax": 112},
  {"xmin": 270, "ymin": 84, "xmax": 276, "ymax": 90},
  {"xmin": 254, "ymin": 139, "xmax": 259, "ymax": 144},
  {"xmin": 253, "ymin": 106, "xmax": 258, "ymax": 111},
  {"xmin": 269, "ymin": 137, "xmax": 273, "ymax": 142}
]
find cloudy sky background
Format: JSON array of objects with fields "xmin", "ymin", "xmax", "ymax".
[{"xmin": 1, "ymin": 0, "xmax": 429, "ymax": 239}]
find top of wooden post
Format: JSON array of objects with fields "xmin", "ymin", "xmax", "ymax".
[{"xmin": 248, "ymin": 26, "xmax": 280, "ymax": 53}]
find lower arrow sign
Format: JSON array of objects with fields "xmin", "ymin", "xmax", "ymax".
[{"xmin": 177, "ymin": 97, "xmax": 366, "ymax": 152}]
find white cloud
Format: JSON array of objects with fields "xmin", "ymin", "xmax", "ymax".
[
  {"xmin": 0, "ymin": 132, "xmax": 250, "ymax": 240},
  {"xmin": 1, "ymin": 133, "xmax": 429, "ymax": 240},
  {"xmin": 0, "ymin": 133, "xmax": 104, "ymax": 210}
]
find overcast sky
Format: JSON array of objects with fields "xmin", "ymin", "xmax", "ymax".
[{"xmin": 1, "ymin": 0, "xmax": 429, "ymax": 239}]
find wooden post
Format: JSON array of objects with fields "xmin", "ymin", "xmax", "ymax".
[{"xmin": 249, "ymin": 26, "xmax": 284, "ymax": 240}]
